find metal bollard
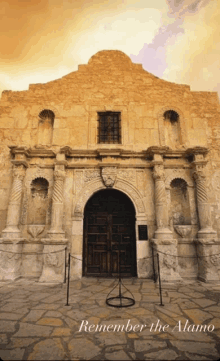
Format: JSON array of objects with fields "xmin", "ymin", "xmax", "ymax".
[
  {"xmin": 65, "ymin": 253, "xmax": 71, "ymax": 306},
  {"xmin": 157, "ymin": 253, "xmax": 164, "ymax": 306},
  {"xmin": 64, "ymin": 247, "xmax": 67, "ymax": 284},
  {"xmin": 152, "ymin": 247, "xmax": 156, "ymax": 283}
]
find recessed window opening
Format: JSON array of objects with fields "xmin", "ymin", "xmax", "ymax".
[{"xmin": 98, "ymin": 112, "xmax": 121, "ymax": 144}]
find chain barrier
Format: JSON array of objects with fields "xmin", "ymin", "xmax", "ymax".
[
  {"xmin": 151, "ymin": 246, "xmax": 220, "ymax": 259},
  {"xmin": 0, "ymin": 248, "xmax": 66, "ymax": 255}
]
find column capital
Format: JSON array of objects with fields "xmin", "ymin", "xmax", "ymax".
[
  {"xmin": 192, "ymin": 168, "xmax": 206, "ymax": 182},
  {"xmin": 13, "ymin": 164, "xmax": 26, "ymax": 180},
  {"xmin": 152, "ymin": 164, "xmax": 165, "ymax": 181},
  {"xmin": 54, "ymin": 169, "xmax": 66, "ymax": 181}
]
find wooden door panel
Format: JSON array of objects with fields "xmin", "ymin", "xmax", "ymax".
[{"xmin": 83, "ymin": 190, "xmax": 137, "ymax": 277}]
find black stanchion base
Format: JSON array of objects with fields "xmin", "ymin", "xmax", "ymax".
[{"xmin": 106, "ymin": 296, "xmax": 135, "ymax": 308}]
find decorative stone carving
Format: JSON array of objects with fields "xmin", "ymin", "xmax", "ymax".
[
  {"xmin": 196, "ymin": 240, "xmax": 220, "ymax": 281},
  {"xmin": 101, "ymin": 167, "xmax": 117, "ymax": 188},
  {"xmin": 74, "ymin": 171, "xmax": 84, "ymax": 195},
  {"xmin": 152, "ymin": 164, "xmax": 172, "ymax": 237},
  {"xmin": 118, "ymin": 169, "xmax": 136, "ymax": 185},
  {"xmin": 115, "ymin": 180, "xmax": 145, "ymax": 213},
  {"xmin": 174, "ymin": 225, "xmax": 192, "ymax": 238},
  {"xmin": 2, "ymin": 165, "xmax": 26, "ymax": 238},
  {"xmin": 193, "ymin": 165, "xmax": 216, "ymax": 238},
  {"xmin": 74, "ymin": 178, "xmax": 146, "ymax": 216},
  {"xmin": 39, "ymin": 243, "xmax": 67, "ymax": 283},
  {"xmin": 28, "ymin": 225, "xmax": 45, "ymax": 239},
  {"xmin": 152, "ymin": 164, "xmax": 165, "ymax": 182},
  {"xmin": 84, "ymin": 169, "xmax": 100, "ymax": 182},
  {"xmin": 47, "ymin": 168, "xmax": 66, "ymax": 240},
  {"xmin": 0, "ymin": 242, "xmax": 23, "ymax": 280},
  {"xmin": 165, "ymin": 169, "xmax": 194, "ymax": 188}
]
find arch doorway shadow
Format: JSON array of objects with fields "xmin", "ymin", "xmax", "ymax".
[{"xmin": 83, "ymin": 189, "xmax": 137, "ymax": 278}]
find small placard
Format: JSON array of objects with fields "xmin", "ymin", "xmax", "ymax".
[{"xmin": 138, "ymin": 225, "xmax": 148, "ymax": 240}]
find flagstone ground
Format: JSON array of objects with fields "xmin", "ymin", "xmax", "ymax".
[{"xmin": 0, "ymin": 278, "xmax": 220, "ymax": 360}]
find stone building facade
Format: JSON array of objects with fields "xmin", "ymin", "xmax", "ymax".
[{"xmin": 0, "ymin": 50, "xmax": 220, "ymax": 282}]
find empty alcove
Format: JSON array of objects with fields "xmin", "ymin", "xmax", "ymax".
[
  {"xmin": 28, "ymin": 177, "xmax": 49, "ymax": 225},
  {"xmin": 38, "ymin": 109, "xmax": 55, "ymax": 145},
  {"xmin": 170, "ymin": 178, "xmax": 191, "ymax": 225},
  {"xmin": 164, "ymin": 110, "xmax": 181, "ymax": 148}
]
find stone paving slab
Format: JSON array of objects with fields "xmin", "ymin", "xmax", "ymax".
[{"xmin": 0, "ymin": 278, "xmax": 220, "ymax": 360}]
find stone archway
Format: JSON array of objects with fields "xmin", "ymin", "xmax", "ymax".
[{"xmin": 71, "ymin": 178, "xmax": 148, "ymax": 279}]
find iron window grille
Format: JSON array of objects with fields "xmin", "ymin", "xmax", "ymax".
[{"xmin": 98, "ymin": 112, "xmax": 121, "ymax": 144}]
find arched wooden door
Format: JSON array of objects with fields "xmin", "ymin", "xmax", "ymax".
[{"xmin": 83, "ymin": 189, "xmax": 137, "ymax": 277}]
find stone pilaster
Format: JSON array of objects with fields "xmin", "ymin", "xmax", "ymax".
[
  {"xmin": 2, "ymin": 165, "xmax": 26, "ymax": 239},
  {"xmin": 47, "ymin": 168, "xmax": 66, "ymax": 240},
  {"xmin": 151, "ymin": 152, "xmax": 181, "ymax": 281}
]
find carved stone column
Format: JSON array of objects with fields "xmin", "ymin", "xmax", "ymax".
[
  {"xmin": 193, "ymin": 167, "xmax": 216, "ymax": 239},
  {"xmin": 40, "ymin": 160, "xmax": 67, "ymax": 282},
  {"xmin": 151, "ymin": 153, "xmax": 181, "ymax": 281},
  {"xmin": 2, "ymin": 165, "xmax": 26, "ymax": 238},
  {"xmin": 152, "ymin": 162, "xmax": 173, "ymax": 239},
  {"xmin": 192, "ymin": 153, "xmax": 218, "ymax": 282},
  {"xmin": 47, "ymin": 168, "xmax": 66, "ymax": 239}
]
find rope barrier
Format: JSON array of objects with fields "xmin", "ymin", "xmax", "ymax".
[{"xmin": 0, "ymin": 248, "xmax": 66, "ymax": 255}]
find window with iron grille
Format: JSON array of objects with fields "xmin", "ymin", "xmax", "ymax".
[{"xmin": 98, "ymin": 112, "xmax": 121, "ymax": 144}]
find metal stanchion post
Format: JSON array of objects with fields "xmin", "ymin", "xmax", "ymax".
[
  {"xmin": 65, "ymin": 253, "xmax": 71, "ymax": 306},
  {"xmin": 64, "ymin": 247, "xmax": 67, "ymax": 284},
  {"xmin": 152, "ymin": 247, "xmax": 156, "ymax": 283},
  {"xmin": 157, "ymin": 253, "xmax": 164, "ymax": 306}
]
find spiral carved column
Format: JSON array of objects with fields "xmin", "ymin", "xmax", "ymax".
[
  {"xmin": 47, "ymin": 169, "xmax": 65, "ymax": 239},
  {"xmin": 151, "ymin": 162, "xmax": 181, "ymax": 281},
  {"xmin": 2, "ymin": 165, "xmax": 26, "ymax": 238},
  {"xmin": 193, "ymin": 168, "xmax": 216, "ymax": 238},
  {"xmin": 40, "ymin": 167, "xmax": 67, "ymax": 282},
  {"xmin": 152, "ymin": 164, "xmax": 172, "ymax": 239},
  {"xmin": 193, "ymin": 167, "xmax": 218, "ymax": 281}
]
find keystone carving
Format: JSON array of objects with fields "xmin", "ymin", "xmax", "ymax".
[{"xmin": 101, "ymin": 167, "xmax": 117, "ymax": 188}]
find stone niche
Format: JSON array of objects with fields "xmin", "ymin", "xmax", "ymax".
[
  {"xmin": 21, "ymin": 171, "xmax": 53, "ymax": 279},
  {"xmin": 164, "ymin": 110, "xmax": 181, "ymax": 149},
  {"xmin": 169, "ymin": 177, "xmax": 198, "ymax": 279}
]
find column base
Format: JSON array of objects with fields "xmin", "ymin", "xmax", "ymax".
[
  {"xmin": 47, "ymin": 230, "xmax": 66, "ymax": 241},
  {"xmin": 0, "ymin": 239, "xmax": 23, "ymax": 281},
  {"xmin": 38, "ymin": 239, "xmax": 68, "ymax": 283},
  {"xmin": 154, "ymin": 227, "xmax": 173, "ymax": 240},
  {"xmin": 1, "ymin": 226, "xmax": 22, "ymax": 239},
  {"xmin": 197, "ymin": 227, "xmax": 217, "ymax": 240},
  {"xmin": 151, "ymin": 238, "xmax": 182, "ymax": 282},
  {"xmin": 195, "ymin": 239, "xmax": 220, "ymax": 282}
]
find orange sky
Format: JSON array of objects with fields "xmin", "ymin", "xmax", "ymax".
[{"xmin": 0, "ymin": 0, "xmax": 219, "ymax": 99}]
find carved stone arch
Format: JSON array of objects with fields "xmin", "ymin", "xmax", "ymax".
[
  {"xmin": 36, "ymin": 105, "xmax": 60, "ymax": 119},
  {"xmin": 26, "ymin": 168, "xmax": 53, "ymax": 189},
  {"xmin": 73, "ymin": 178, "xmax": 146, "ymax": 217},
  {"xmin": 165, "ymin": 172, "xmax": 194, "ymax": 189},
  {"xmin": 157, "ymin": 105, "xmax": 187, "ymax": 147}
]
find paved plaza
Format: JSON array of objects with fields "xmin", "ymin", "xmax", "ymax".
[{"xmin": 0, "ymin": 278, "xmax": 220, "ymax": 360}]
